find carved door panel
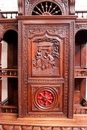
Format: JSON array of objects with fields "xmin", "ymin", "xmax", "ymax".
[{"xmin": 19, "ymin": 18, "xmax": 75, "ymax": 118}]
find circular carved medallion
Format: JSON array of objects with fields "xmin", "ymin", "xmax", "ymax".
[{"xmin": 34, "ymin": 87, "xmax": 58, "ymax": 110}]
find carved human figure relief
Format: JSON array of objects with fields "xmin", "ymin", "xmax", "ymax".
[{"xmin": 32, "ymin": 37, "xmax": 60, "ymax": 76}]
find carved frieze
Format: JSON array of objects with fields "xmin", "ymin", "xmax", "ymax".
[
  {"xmin": 0, "ymin": 125, "xmax": 87, "ymax": 130},
  {"xmin": 28, "ymin": 78, "xmax": 65, "ymax": 83},
  {"xmin": 75, "ymin": 69, "xmax": 87, "ymax": 78},
  {"xmin": 28, "ymin": 25, "xmax": 66, "ymax": 38}
]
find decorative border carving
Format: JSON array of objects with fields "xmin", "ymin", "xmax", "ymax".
[
  {"xmin": 28, "ymin": 24, "xmax": 67, "ymax": 39},
  {"xmin": 28, "ymin": 78, "xmax": 65, "ymax": 83},
  {"xmin": 18, "ymin": 21, "xmax": 22, "ymax": 117},
  {"xmin": 63, "ymin": 25, "xmax": 68, "ymax": 117},
  {"xmin": 68, "ymin": 21, "xmax": 74, "ymax": 118},
  {"xmin": 0, "ymin": 125, "xmax": 87, "ymax": 130},
  {"xmin": 23, "ymin": 25, "xmax": 28, "ymax": 116}
]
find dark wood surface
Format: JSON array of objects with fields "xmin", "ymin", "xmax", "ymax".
[{"xmin": 0, "ymin": 0, "xmax": 87, "ymax": 128}]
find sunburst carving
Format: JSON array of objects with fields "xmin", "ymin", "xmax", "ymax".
[{"xmin": 32, "ymin": 1, "xmax": 62, "ymax": 15}]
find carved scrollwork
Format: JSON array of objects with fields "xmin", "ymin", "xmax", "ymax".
[{"xmin": 28, "ymin": 25, "xmax": 66, "ymax": 38}]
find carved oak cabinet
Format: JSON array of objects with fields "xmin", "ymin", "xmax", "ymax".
[{"xmin": 0, "ymin": 0, "xmax": 87, "ymax": 129}]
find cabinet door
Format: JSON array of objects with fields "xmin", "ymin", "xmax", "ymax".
[{"xmin": 18, "ymin": 18, "xmax": 74, "ymax": 118}]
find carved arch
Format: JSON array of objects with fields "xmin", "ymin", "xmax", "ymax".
[
  {"xmin": 25, "ymin": 0, "xmax": 67, "ymax": 15},
  {"xmin": 75, "ymin": 24, "xmax": 87, "ymax": 34},
  {"xmin": 0, "ymin": 24, "xmax": 18, "ymax": 40},
  {"xmin": 32, "ymin": 1, "xmax": 62, "ymax": 15}
]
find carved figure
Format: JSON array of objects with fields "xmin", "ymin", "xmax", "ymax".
[
  {"xmin": 52, "ymin": 45, "xmax": 59, "ymax": 58},
  {"xmin": 44, "ymin": 51, "xmax": 55, "ymax": 67},
  {"xmin": 35, "ymin": 49, "xmax": 42, "ymax": 67}
]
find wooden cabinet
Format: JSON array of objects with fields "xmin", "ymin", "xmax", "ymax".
[
  {"xmin": 0, "ymin": 0, "xmax": 87, "ymax": 129},
  {"xmin": 18, "ymin": 16, "xmax": 76, "ymax": 118}
]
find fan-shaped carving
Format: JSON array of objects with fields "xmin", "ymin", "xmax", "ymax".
[{"xmin": 32, "ymin": 1, "xmax": 62, "ymax": 15}]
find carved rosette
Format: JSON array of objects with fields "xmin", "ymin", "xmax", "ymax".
[{"xmin": 33, "ymin": 87, "xmax": 59, "ymax": 111}]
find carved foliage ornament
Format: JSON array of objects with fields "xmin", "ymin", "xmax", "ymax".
[{"xmin": 28, "ymin": 25, "xmax": 66, "ymax": 38}]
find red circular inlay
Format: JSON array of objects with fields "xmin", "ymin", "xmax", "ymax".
[{"xmin": 37, "ymin": 91, "xmax": 54, "ymax": 106}]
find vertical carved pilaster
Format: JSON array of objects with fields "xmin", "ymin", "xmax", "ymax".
[
  {"xmin": 18, "ymin": 21, "xmax": 22, "ymax": 117},
  {"xmin": 68, "ymin": 21, "xmax": 75, "ymax": 118}
]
